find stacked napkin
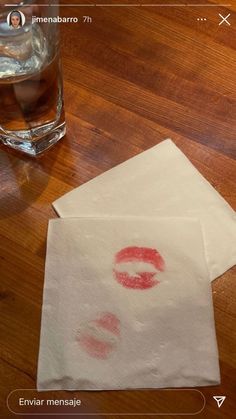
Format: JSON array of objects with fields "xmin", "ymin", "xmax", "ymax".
[{"xmin": 37, "ymin": 139, "xmax": 236, "ymax": 391}]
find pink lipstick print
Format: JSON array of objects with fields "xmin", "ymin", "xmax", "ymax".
[{"xmin": 113, "ymin": 246, "xmax": 165, "ymax": 290}]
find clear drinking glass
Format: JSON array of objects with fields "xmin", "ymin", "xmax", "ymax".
[{"xmin": 0, "ymin": 0, "xmax": 66, "ymax": 156}]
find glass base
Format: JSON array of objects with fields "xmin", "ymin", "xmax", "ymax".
[{"xmin": 0, "ymin": 121, "xmax": 66, "ymax": 156}]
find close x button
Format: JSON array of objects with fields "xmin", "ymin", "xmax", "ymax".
[{"xmin": 218, "ymin": 13, "xmax": 231, "ymax": 26}]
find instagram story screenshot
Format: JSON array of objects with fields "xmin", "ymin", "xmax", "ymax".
[{"xmin": 0, "ymin": 0, "xmax": 235, "ymax": 418}]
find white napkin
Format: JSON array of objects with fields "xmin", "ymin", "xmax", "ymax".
[
  {"xmin": 37, "ymin": 217, "xmax": 220, "ymax": 391},
  {"xmin": 53, "ymin": 139, "xmax": 236, "ymax": 282}
]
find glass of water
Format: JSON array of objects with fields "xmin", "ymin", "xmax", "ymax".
[{"xmin": 0, "ymin": 0, "xmax": 66, "ymax": 156}]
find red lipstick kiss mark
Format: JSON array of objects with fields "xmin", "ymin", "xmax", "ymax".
[
  {"xmin": 113, "ymin": 246, "xmax": 165, "ymax": 290},
  {"xmin": 76, "ymin": 312, "xmax": 120, "ymax": 360}
]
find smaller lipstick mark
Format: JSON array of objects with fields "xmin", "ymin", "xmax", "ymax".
[
  {"xmin": 113, "ymin": 246, "xmax": 165, "ymax": 290},
  {"xmin": 93, "ymin": 312, "xmax": 120, "ymax": 336},
  {"xmin": 78, "ymin": 335, "xmax": 114, "ymax": 360},
  {"xmin": 76, "ymin": 312, "xmax": 120, "ymax": 360}
]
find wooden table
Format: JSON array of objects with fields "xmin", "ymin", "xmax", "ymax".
[{"xmin": 0, "ymin": 1, "xmax": 235, "ymax": 418}]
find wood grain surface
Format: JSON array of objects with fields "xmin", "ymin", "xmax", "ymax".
[{"xmin": 0, "ymin": 1, "xmax": 235, "ymax": 418}]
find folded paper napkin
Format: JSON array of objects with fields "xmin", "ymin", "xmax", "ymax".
[
  {"xmin": 37, "ymin": 217, "xmax": 220, "ymax": 390},
  {"xmin": 53, "ymin": 139, "xmax": 236, "ymax": 281}
]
